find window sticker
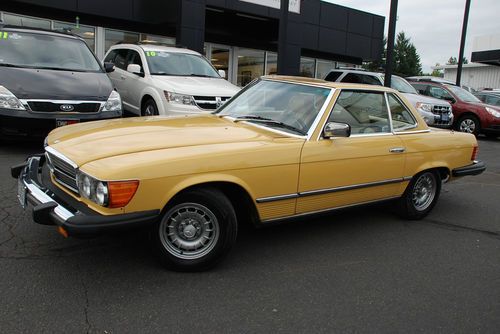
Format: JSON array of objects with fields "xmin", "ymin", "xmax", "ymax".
[
  {"xmin": 8, "ymin": 33, "xmax": 22, "ymax": 40},
  {"xmin": 145, "ymin": 51, "xmax": 157, "ymax": 57},
  {"xmin": 1, "ymin": 32, "xmax": 8, "ymax": 39}
]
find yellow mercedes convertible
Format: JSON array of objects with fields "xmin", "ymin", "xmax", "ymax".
[{"xmin": 12, "ymin": 76, "xmax": 485, "ymax": 271}]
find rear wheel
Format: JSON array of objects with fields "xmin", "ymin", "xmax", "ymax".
[
  {"xmin": 456, "ymin": 114, "xmax": 480, "ymax": 136},
  {"xmin": 152, "ymin": 188, "xmax": 237, "ymax": 271},
  {"xmin": 397, "ymin": 170, "xmax": 441, "ymax": 220},
  {"xmin": 141, "ymin": 98, "xmax": 159, "ymax": 116}
]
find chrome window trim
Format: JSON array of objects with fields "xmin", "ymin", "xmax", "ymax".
[
  {"xmin": 396, "ymin": 129, "xmax": 431, "ymax": 135},
  {"xmin": 306, "ymin": 88, "xmax": 336, "ymax": 140},
  {"xmin": 256, "ymin": 176, "xmax": 414, "ymax": 203}
]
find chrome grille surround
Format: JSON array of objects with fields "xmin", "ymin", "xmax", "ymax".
[
  {"xmin": 193, "ymin": 96, "xmax": 231, "ymax": 110},
  {"xmin": 432, "ymin": 104, "xmax": 453, "ymax": 125},
  {"xmin": 45, "ymin": 147, "xmax": 79, "ymax": 194}
]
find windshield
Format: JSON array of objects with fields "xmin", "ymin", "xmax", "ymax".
[
  {"xmin": 0, "ymin": 31, "xmax": 102, "ymax": 72},
  {"xmin": 146, "ymin": 51, "xmax": 220, "ymax": 77},
  {"xmin": 445, "ymin": 84, "xmax": 481, "ymax": 103},
  {"xmin": 218, "ymin": 80, "xmax": 331, "ymax": 135},
  {"xmin": 389, "ymin": 76, "xmax": 418, "ymax": 94}
]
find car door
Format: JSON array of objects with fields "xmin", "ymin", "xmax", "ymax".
[
  {"xmin": 122, "ymin": 50, "xmax": 148, "ymax": 114},
  {"xmin": 105, "ymin": 48, "xmax": 130, "ymax": 106},
  {"xmin": 296, "ymin": 89, "xmax": 406, "ymax": 214}
]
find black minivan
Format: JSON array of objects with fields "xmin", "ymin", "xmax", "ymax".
[{"xmin": 0, "ymin": 25, "xmax": 122, "ymax": 138}]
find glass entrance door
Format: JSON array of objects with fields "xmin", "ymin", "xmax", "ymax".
[{"xmin": 210, "ymin": 45, "xmax": 232, "ymax": 81}]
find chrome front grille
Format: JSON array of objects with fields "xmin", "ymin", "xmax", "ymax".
[
  {"xmin": 193, "ymin": 96, "xmax": 231, "ymax": 110},
  {"xmin": 432, "ymin": 105, "xmax": 453, "ymax": 125},
  {"xmin": 45, "ymin": 148, "xmax": 79, "ymax": 193}
]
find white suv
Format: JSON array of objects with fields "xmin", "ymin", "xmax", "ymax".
[{"xmin": 103, "ymin": 44, "xmax": 240, "ymax": 116}]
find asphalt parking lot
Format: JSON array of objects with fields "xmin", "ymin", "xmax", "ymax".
[{"xmin": 1, "ymin": 136, "xmax": 499, "ymax": 333}]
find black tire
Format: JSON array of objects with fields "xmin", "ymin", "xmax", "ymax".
[
  {"xmin": 141, "ymin": 98, "xmax": 159, "ymax": 116},
  {"xmin": 152, "ymin": 187, "xmax": 237, "ymax": 271},
  {"xmin": 455, "ymin": 114, "xmax": 480, "ymax": 136},
  {"xmin": 397, "ymin": 170, "xmax": 441, "ymax": 220}
]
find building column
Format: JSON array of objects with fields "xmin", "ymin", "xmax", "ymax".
[
  {"xmin": 176, "ymin": 0, "xmax": 206, "ymax": 53},
  {"xmin": 277, "ymin": 1, "xmax": 302, "ymax": 76}
]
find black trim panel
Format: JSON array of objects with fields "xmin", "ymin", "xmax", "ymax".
[{"xmin": 452, "ymin": 161, "xmax": 486, "ymax": 177}]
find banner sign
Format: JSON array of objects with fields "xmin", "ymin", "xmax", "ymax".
[{"xmin": 239, "ymin": 0, "xmax": 301, "ymax": 14}]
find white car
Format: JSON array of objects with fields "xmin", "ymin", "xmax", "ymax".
[{"xmin": 103, "ymin": 44, "xmax": 240, "ymax": 116}]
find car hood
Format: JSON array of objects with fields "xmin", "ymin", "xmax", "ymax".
[
  {"xmin": 47, "ymin": 115, "xmax": 286, "ymax": 166},
  {"xmin": 151, "ymin": 76, "xmax": 240, "ymax": 97},
  {"xmin": 0, "ymin": 67, "xmax": 112, "ymax": 101},
  {"xmin": 402, "ymin": 92, "xmax": 451, "ymax": 106}
]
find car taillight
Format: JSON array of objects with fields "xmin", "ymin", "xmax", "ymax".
[{"xmin": 471, "ymin": 146, "xmax": 478, "ymax": 161}]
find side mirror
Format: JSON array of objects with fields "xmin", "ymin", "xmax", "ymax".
[
  {"xmin": 104, "ymin": 62, "xmax": 115, "ymax": 73},
  {"xmin": 127, "ymin": 64, "xmax": 144, "ymax": 77},
  {"xmin": 323, "ymin": 122, "xmax": 351, "ymax": 138},
  {"xmin": 218, "ymin": 69, "xmax": 226, "ymax": 78}
]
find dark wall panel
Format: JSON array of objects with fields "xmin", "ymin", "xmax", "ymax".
[
  {"xmin": 319, "ymin": 3, "xmax": 348, "ymax": 31},
  {"xmin": 371, "ymin": 38, "xmax": 383, "ymax": 61},
  {"xmin": 318, "ymin": 27, "xmax": 346, "ymax": 55},
  {"xmin": 78, "ymin": 0, "xmax": 134, "ymax": 21},
  {"xmin": 346, "ymin": 33, "xmax": 371, "ymax": 59},
  {"xmin": 347, "ymin": 10, "xmax": 373, "ymax": 36},
  {"xmin": 301, "ymin": 0, "xmax": 320, "ymax": 25},
  {"xmin": 300, "ymin": 23, "xmax": 319, "ymax": 50},
  {"xmin": 372, "ymin": 16, "xmax": 385, "ymax": 39},
  {"xmin": 7, "ymin": 0, "xmax": 77, "ymax": 11}
]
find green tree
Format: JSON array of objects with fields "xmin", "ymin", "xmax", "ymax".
[
  {"xmin": 447, "ymin": 56, "xmax": 468, "ymax": 65},
  {"xmin": 431, "ymin": 63, "xmax": 443, "ymax": 77},
  {"xmin": 393, "ymin": 32, "xmax": 422, "ymax": 76},
  {"xmin": 363, "ymin": 32, "xmax": 422, "ymax": 76}
]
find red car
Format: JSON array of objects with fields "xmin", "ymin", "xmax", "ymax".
[{"xmin": 409, "ymin": 81, "xmax": 500, "ymax": 137}]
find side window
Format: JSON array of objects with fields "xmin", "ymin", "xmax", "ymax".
[
  {"xmin": 341, "ymin": 73, "xmax": 382, "ymax": 86},
  {"xmin": 485, "ymin": 95, "xmax": 500, "ymax": 106},
  {"xmin": 411, "ymin": 83, "xmax": 428, "ymax": 95},
  {"xmin": 328, "ymin": 91, "xmax": 390, "ymax": 135},
  {"xmin": 475, "ymin": 94, "xmax": 485, "ymax": 102},
  {"xmin": 387, "ymin": 94, "xmax": 417, "ymax": 131},
  {"xmin": 127, "ymin": 50, "xmax": 144, "ymax": 71},
  {"xmin": 324, "ymin": 71, "xmax": 342, "ymax": 82},
  {"xmin": 429, "ymin": 86, "xmax": 453, "ymax": 100},
  {"xmin": 104, "ymin": 50, "xmax": 117, "ymax": 64},
  {"xmin": 113, "ymin": 49, "xmax": 130, "ymax": 70}
]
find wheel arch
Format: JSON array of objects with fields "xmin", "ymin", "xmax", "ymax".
[
  {"xmin": 140, "ymin": 88, "xmax": 165, "ymax": 115},
  {"xmin": 161, "ymin": 176, "xmax": 261, "ymax": 229}
]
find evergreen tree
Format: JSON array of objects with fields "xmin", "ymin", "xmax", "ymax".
[{"xmin": 393, "ymin": 32, "xmax": 422, "ymax": 76}]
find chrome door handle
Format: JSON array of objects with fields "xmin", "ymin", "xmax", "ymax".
[{"xmin": 390, "ymin": 147, "xmax": 405, "ymax": 153}]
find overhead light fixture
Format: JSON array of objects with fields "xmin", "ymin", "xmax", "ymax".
[{"xmin": 236, "ymin": 13, "xmax": 269, "ymax": 21}]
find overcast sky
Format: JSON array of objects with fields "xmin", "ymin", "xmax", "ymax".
[{"xmin": 324, "ymin": 0, "xmax": 499, "ymax": 73}]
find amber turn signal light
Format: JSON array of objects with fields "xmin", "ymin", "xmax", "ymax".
[{"xmin": 108, "ymin": 180, "xmax": 139, "ymax": 208}]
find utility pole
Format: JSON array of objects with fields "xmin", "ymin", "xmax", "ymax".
[
  {"xmin": 277, "ymin": 0, "xmax": 289, "ymax": 74},
  {"xmin": 456, "ymin": 0, "xmax": 471, "ymax": 86},
  {"xmin": 384, "ymin": 0, "xmax": 398, "ymax": 87}
]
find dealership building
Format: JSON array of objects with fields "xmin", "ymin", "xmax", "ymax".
[{"xmin": 1, "ymin": 0, "xmax": 384, "ymax": 86}]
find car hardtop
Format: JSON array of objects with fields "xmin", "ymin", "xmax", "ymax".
[
  {"xmin": 264, "ymin": 75, "xmax": 400, "ymax": 93},
  {"xmin": 1, "ymin": 24, "xmax": 84, "ymax": 42},
  {"xmin": 109, "ymin": 43, "xmax": 202, "ymax": 56}
]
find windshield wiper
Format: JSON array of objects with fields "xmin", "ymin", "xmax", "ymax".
[
  {"xmin": 187, "ymin": 74, "xmax": 216, "ymax": 78},
  {"xmin": 233, "ymin": 115, "xmax": 306, "ymax": 135}
]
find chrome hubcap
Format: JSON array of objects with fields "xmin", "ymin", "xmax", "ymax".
[
  {"xmin": 460, "ymin": 119, "xmax": 475, "ymax": 133},
  {"xmin": 411, "ymin": 173, "xmax": 436, "ymax": 211},
  {"xmin": 159, "ymin": 203, "xmax": 219, "ymax": 260}
]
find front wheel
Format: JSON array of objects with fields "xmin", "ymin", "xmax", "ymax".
[
  {"xmin": 152, "ymin": 188, "xmax": 237, "ymax": 271},
  {"xmin": 397, "ymin": 170, "xmax": 441, "ymax": 220},
  {"xmin": 456, "ymin": 115, "xmax": 480, "ymax": 136},
  {"xmin": 141, "ymin": 98, "xmax": 159, "ymax": 116}
]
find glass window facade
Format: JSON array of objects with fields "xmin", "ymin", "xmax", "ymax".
[
  {"xmin": 105, "ymin": 29, "xmax": 139, "ymax": 53},
  {"xmin": 266, "ymin": 52, "xmax": 277, "ymax": 75},
  {"xmin": 140, "ymin": 34, "xmax": 175, "ymax": 46},
  {"xmin": 316, "ymin": 60, "xmax": 335, "ymax": 79},
  {"xmin": 3, "ymin": 13, "xmax": 51, "ymax": 29},
  {"xmin": 237, "ymin": 49, "xmax": 264, "ymax": 87},
  {"xmin": 54, "ymin": 21, "xmax": 96, "ymax": 51},
  {"xmin": 300, "ymin": 57, "xmax": 315, "ymax": 78}
]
